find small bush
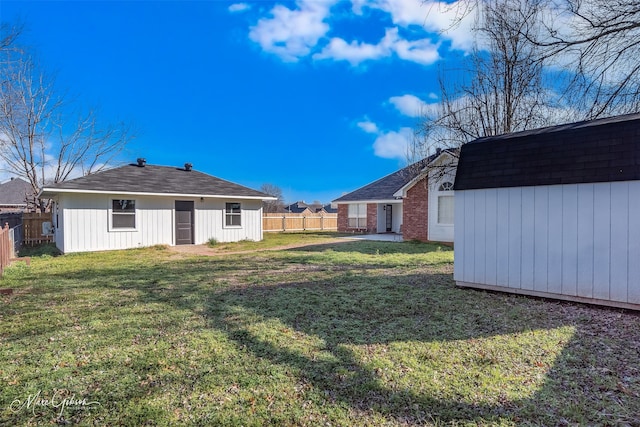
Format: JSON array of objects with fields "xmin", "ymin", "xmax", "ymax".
[
  {"xmin": 18, "ymin": 243, "xmax": 61, "ymax": 258},
  {"xmin": 207, "ymin": 237, "xmax": 219, "ymax": 247}
]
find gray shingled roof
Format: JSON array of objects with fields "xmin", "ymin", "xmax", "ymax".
[
  {"xmin": 333, "ymin": 158, "xmax": 431, "ymax": 203},
  {"xmin": 41, "ymin": 164, "xmax": 271, "ymax": 199},
  {"xmin": 455, "ymin": 112, "xmax": 640, "ymax": 191},
  {"xmin": 332, "ymin": 149, "xmax": 460, "ymax": 203},
  {"xmin": 0, "ymin": 177, "xmax": 33, "ymax": 205}
]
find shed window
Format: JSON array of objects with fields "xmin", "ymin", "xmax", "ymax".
[
  {"xmin": 225, "ymin": 203, "xmax": 241, "ymax": 226},
  {"xmin": 348, "ymin": 203, "xmax": 367, "ymax": 228},
  {"xmin": 437, "ymin": 196, "xmax": 454, "ymax": 225},
  {"xmin": 112, "ymin": 199, "xmax": 136, "ymax": 229}
]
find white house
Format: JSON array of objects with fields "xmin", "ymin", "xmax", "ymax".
[
  {"xmin": 454, "ymin": 113, "xmax": 640, "ymax": 310},
  {"xmin": 39, "ymin": 159, "xmax": 275, "ymax": 253}
]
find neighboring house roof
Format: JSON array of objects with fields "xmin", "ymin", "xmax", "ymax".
[
  {"xmin": 284, "ymin": 202, "xmax": 312, "ymax": 213},
  {"xmin": 40, "ymin": 163, "xmax": 275, "ymax": 200},
  {"xmin": 333, "ymin": 150, "xmax": 454, "ymax": 203},
  {"xmin": 455, "ymin": 112, "xmax": 640, "ymax": 191},
  {"xmin": 322, "ymin": 204, "xmax": 337, "ymax": 214},
  {"xmin": 284, "ymin": 201, "xmax": 328, "ymax": 213},
  {"xmin": 0, "ymin": 177, "xmax": 34, "ymax": 206}
]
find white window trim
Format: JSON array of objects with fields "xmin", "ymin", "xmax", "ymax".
[
  {"xmin": 109, "ymin": 198, "xmax": 138, "ymax": 232},
  {"xmin": 437, "ymin": 195, "xmax": 454, "ymax": 225},
  {"xmin": 224, "ymin": 202, "xmax": 243, "ymax": 229},
  {"xmin": 347, "ymin": 203, "xmax": 367, "ymax": 228}
]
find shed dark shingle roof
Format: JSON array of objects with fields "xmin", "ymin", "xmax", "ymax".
[
  {"xmin": 42, "ymin": 164, "xmax": 271, "ymax": 199},
  {"xmin": 454, "ymin": 113, "xmax": 640, "ymax": 191}
]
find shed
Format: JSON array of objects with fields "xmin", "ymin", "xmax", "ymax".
[
  {"xmin": 454, "ymin": 113, "xmax": 640, "ymax": 310},
  {"xmin": 40, "ymin": 160, "xmax": 275, "ymax": 253}
]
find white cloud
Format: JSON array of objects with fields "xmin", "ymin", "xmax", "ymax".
[
  {"xmin": 314, "ymin": 36, "xmax": 388, "ymax": 66},
  {"xmin": 373, "ymin": 127, "xmax": 414, "ymax": 160},
  {"xmin": 314, "ymin": 27, "xmax": 439, "ymax": 66},
  {"xmin": 228, "ymin": 3, "xmax": 250, "ymax": 13},
  {"xmin": 389, "ymin": 94, "xmax": 427, "ymax": 117},
  {"xmin": 248, "ymin": 0, "xmax": 335, "ymax": 62},
  {"xmin": 391, "ymin": 34, "xmax": 440, "ymax": 65},
  {"xmin": 357, "ymin": 120, "xmax": 379, "ymax": 134},
  {"xmin": 363, "ymin": 0, "xmax": 477, "ymax": 53}
]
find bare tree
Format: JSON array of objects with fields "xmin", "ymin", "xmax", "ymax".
[
  {"xmin": 530, "ymin": 0, "xmax": 640, "ymax": 117},
  {"xmin": 260, "ymin": 183, "xmax": 284, "ymax": 213},
  {"xmin": 411, "ymin": 0, "xmax": 557, "ymax": 175},
  {"xmin": 0, "ymin": 22, "xmax": 132, "ymax": 211}
]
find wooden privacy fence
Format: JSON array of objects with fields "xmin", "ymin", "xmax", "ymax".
[
  {"xmin": 22, "ymin": 212, "xmax": 54, "ymax": 246},
  {"xmin": 0, "ymin": 224, "xmax": 11, "ymax": 276},
  {"xmin": 263, "ymin": 213, "xmax": 337, "ymax": 232}
]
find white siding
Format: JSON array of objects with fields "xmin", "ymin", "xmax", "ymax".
[
  {"xmin": 428, "ymin": 175, "xmax": 456, "ymax": 243},
  {"xmin": 375, "ymin": 203, "xmax": 402, "ymax": 233},
  {"xmin": 194, "ymin": 199, "xmax": 263, "ymax": 244},
  {"xmin": 454, "ymin": 181, "xmax": 640, "ymax": 307},
  {"xmin": 58, "ymin": 193, "xmax": 263, "ymax": 253}
]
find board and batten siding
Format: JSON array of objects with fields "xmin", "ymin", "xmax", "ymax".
[
  {"xmin": 454, "ymin": 181, "xmax": 640, "ymax": 309},
  {"xmin": 57, "ymin": 193, "xmax": 264, "ymax": 253},
  {"xmin": 194, "ymin": 199, "xmax": 263, "ymax": 244}
]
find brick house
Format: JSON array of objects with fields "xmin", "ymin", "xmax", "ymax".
[{"xmin": 333, "ymin": 150, "xmax": 457, "ymax": 242}]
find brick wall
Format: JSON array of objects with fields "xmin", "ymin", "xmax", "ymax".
[
  {"xmin": 337, "ymin": 204, "xmax": 349, "ymax": 232},
  {"xmin": 366, "ymin": 203, "xmax": 377, "ymax": 233},
  {"xmin": 337, "ymin": 203, "xmax": 378, "ymax": 233},
  {"xmin": 402, "ymin": 176, "xmax": 429, "ymax": 241}
]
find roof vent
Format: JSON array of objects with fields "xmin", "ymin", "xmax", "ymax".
[
  {"xmin": 435, "ymin": 147, "xmax": 442, "ymax": 155},
  {"xmin": 136, "ymin": 158, "xmax": 146, "ymax": 167},
  {"xmin": 184, "ymin": 162, "xmax": 193, "ymax": 171}
]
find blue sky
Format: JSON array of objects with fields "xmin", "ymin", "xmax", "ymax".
[{"xmin": 1, "ymin": 0, "xmax": 475, "ymax": 204}]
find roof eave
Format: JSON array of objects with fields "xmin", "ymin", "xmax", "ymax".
[
  {"xmin": 333, "ymin": 198, "xmax": 403, "ymax": 204},
  {"xmin": 40, "ymin": 187, "xmax": 276, "ymax": 201}
]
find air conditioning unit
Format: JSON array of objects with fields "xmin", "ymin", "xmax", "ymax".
[{"xmin": 42, "ymin": 221, "xmax": 54, "ymax": 236}]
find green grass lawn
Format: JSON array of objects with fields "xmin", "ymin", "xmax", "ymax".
[{"xmin": 1, "ymin": 236, "xmax": 639, "ymax": 426}]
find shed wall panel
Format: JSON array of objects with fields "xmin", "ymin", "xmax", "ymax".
[
  {"xmin": 484, "ymin": 189, "xmax": 498, "ymax": 286},
  {"xmin": 592, "ymin": 183, "xmax": 611, "ymax": 300},
  {"xmin": 628, "ymin": 181, "xmax": 640, "ymax": 303},
  {"xmin": 576, "ymin": 184, "xmax": 594, "ymax": 298},
  {"xmin": 547, "ymin": 186, "xmax": 563, "ymax": 294},
  {"xmin": 561, "ymin": 185, "xmax": 578, "ymax": 297},
  {"xmin": 455, "ymin": 180, "xmax": 640, "ymax": 308},
  {"xmin": 496, "ymin": 190, "xmax": 510, "ymax": 287},
  {"xmin": 473, "ymin": 191, "xmax": 486, "ymax": 285},
  {"xmin": 521, "ymin": 187, "xmax": 535, "ymax": 290},
  {"xmin": 533, "ymin": 186, "xmax": 548, "ymax": 293}
]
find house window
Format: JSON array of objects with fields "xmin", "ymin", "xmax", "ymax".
[
  {"xmin": 225, "ymin": 202, "xmax": 241, "ymax": 226},
  {"xmin": 112, "ymin": 199, "xmax": 136, "ymax": 229},
  {"xmin": 439, "ymin": 181, "xmax": 454, "ymax": 191},
  {"xmin": 437, "ymin": 196, "xmax": 454, "ymax": 224},
  {"xmin": 347, "ymin": 203, "xmax": 367, "ymax": 228}
]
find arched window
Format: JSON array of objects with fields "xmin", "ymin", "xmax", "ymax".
[{"xmin": 438, "ymin": 181, "xmax": 454, "ymax": 191}]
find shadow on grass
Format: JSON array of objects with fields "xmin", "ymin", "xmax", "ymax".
[
  {"xmin": 287, "ymin": 240, "xmax": 452, "ymax": 255},
  {"xmin": 6, "ymin": 248, "xmax": 640, "ymax": 425}
]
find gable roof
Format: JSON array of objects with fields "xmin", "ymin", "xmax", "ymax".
[
  {"xmin": 40, "ymin": 163, "xmax": 274, "ymax": 200},
  {"xmin": 332, "ymin": 150, "xmax": 453, "ymax": 203},
  {"xmin": 284, "ymin": 202, "xmax": 312, "ymax": 213},
  {"xmin": 0, "ymin": 177, "xmax": 34, "ymax": 206},
  {"xmin": 454, "ymin": 112, "xmax": 640, "ymax": 191}
]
